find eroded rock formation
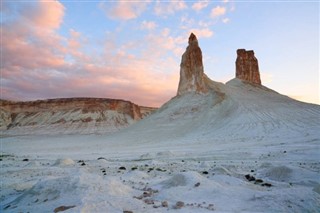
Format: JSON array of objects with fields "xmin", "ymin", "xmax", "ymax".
[
  {"xmin": 235, "ymin": 49, "xmax": 261, "ymax": 85},
  {"xmin": 177, "ymin": 33, "xmax": 208, "ymax": 95},
  {"xmin": 0, "ymin": 98, "xmax": 157, "ymax": 134}
]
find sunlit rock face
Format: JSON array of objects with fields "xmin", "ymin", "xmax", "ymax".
[
  {"xmin": 235, "ymin": 49, "xmax": 261, "ymax": 85},
  {"xmin": 0, "ymin": 98, "xmax": 157, "ymax": 134},
  {"xmin": 177, "ymin": 33, "xmax": 208, "ymax": 95}
]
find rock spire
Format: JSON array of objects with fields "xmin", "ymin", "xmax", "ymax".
[
  {"xmin": 235, "ymin": 49, "xmax": 261, "ymax": 85},
  {"xmin": 177, "ymin": 33, "xmax": 208, "ymax": 95}
]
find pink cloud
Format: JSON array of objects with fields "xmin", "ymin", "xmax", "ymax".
[
  {"xmin": 190, "ymin": 28, "xmax": 214, "ymax": 38},
  {"xmin": 210, "ymin": 6, "xmax": 226, "ymax": 18},
  {"xmin": 101, "ymin": 1, "xmax": 150, "ymax": 20},
  {"xmin": 192, "ymin": 1, "xmax": 209, "ymax": 11},
  {"xmin": 22, "ymin": 0, "xmax": 65, "ymax": 30},
  {"xmin": 140, "ymin": 20, "xmax": 157, "ymax": 30},
  {"xmin": 1, "ymin": 1, "xmax": 183, "ymax": 107}
]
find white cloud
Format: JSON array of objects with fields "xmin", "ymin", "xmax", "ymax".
[
  {"xmin": 222, "ymin": 18, "xmax": 230, "ymax": 23},
  {"xmin": 180, "ymin": 15, "xmax": 195, "ymax": 30},
  {"xmin": 141, "ymin": 21, "xmax": 157, "ymax": 30},
  {"xmin": 210, "ymin": 6, "xmax": 226, "ymax": 18},
  {"xmin": 192, "ymin": 0, "xmax": 209, "ymax": 11},
  {"xmin": 199, "ymin": 20, "xmax": 211, "ymax": 27}
]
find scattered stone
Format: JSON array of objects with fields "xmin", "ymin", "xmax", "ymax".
[
  {"xmin": 133, "ymin": 195, "xmax": 143, "ymax": 200},
  {"xmin": 54, "ymin": 158, "xmax": 75, "ymax": 166},
  {"xmin": 194, "ymin": 182, "xmax": 201, "ymax": 187},
  {"xmin": 119, "ymin": 166, "xmax": 126, "ymax": 170},
  {"xmin": 174, "ymin": 201, "xmax": 185, "ymax": 209},
  {"xmin": 245, "ymin": 174, "xmax": 256, "ymax": 181},
  {"xmin": 143, "ymin": 191, "xmax": 152, "ymax": 197},
  {"xmin": 261, "ymin": 183, "xmax": 272, "ymax": 187},
  {"xmin": 161, "ymin": 201, "xmax": 168, "ymax": 207},
  {"xmin": 144, "ymin": 199, "xmax": 154, "ymax": 205},
  {"xmin": 123, "ymin": 211, "xmax": 133, "ymax": 213},
  {"xmin": 202, "ymin": 171, "xmax": 209, "ymax": 175},
  {"xmin": 131, "ymin": 167, "xmax": 138, "ymax": 171},
  {"xmin": 255, "ymin": 179, "xmax": 263, "ymax": 184},
  {"xmin": 207, "ymin": 203, "xmax": 215, "ymax": 211},
  {"xmin": 145, "ymin": 188, "xmax": 158, "ymax": 193},
  {"xmin": 22, "ymin": 158, "xmax": 29, "ymax": 162},
  {"xmin": 80, "ymin": 162, "xmax": 86, "ymax": 166},
  {"xmin": 97, "ymin": 157, "xmax": 107, "ymax": 160},
  {"xmin": 54, "ymin": 205, "xmax": 76, "ymax": 213},
  {"xmin": 251, "ymin": 170, "xmax": 255, "ymax": 173},
  {"xmin": 283, "ymin": 151, "xmax": 287, "ymax": 153}
]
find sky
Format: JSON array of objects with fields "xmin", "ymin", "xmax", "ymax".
[{"xmin": 1, "ymin": 0, "xmax": 319, "ymax": 107}]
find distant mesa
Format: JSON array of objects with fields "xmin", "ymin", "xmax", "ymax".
[
  {"xmin": 235, "ymin": 49, "xmax": 261, "ymax": 85},
  {"xmin": 177, "ymin": 33, "xmax": 208, "ymax": 96},
  {"xmin": 0, "ymin": 98, "xmax": 157, "ymax": 135}
]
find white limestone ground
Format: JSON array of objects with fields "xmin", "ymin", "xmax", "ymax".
[{"xmin": 1, "ymin": 79, "xmax": 320, "ymax": 212}]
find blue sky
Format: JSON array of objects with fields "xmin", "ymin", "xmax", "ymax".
[{"xmin": 1, "ymin": 0, "xmax": 319, "ymax": 107}]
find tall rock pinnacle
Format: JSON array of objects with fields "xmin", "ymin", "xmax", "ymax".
[
  {"xmin": 235, "ymin": 49, "xmax": 261, "ymax": 85},
  {"xmin": 177, "ymin": 33, "xmax": 208, "ymax": 95}
]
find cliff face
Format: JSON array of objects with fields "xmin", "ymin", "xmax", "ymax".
[
  {"xmin": 235, "ymin": 49, "xmax": 261, "ymax": 85},
  {"xmin": 0, "ymin": 98, "xmax": 157, "ymax": 135},
  {"xmin": 177, "ymin": 33, "xmax": 208, "ymax": 95}
]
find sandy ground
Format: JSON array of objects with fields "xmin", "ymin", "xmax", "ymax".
[{"xmin": 1, "ymin": 79, "xmax": 319, "ymax": 212}]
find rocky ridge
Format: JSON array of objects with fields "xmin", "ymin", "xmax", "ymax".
[{"xmin": 0, "ymin": 98, "xmax": 157, "ymax": 135}]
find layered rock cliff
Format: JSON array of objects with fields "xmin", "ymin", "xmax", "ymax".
[
  {"xmin": 0, "ymin": 98, "xmax": 157, "ymax": 135},
  {"xmin": 235, "ymin": 49, "xmax": 261, "ymax": 85},
  {"xmin": 177, "ymin": 33, "xmax": 208, "ymax": 95}
]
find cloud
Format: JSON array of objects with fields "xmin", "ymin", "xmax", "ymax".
[
  {"xmin": 1, "ymin": 1, "xmax": 66, "ymax": 70},
  {"xmin": 1, "ymin": 1, "xmax": 181, "ymax": 107},
  {"xmin": 192, "ymin": 0, "xmax": 209, "ymax": 11},
  {"xmin": 210, "ymin": 6, "xmax": 226, "ymax": 18},
  {"xmin": 101, "ymin": 1, "xmax": 150, "ymax": 20},
  {"xmin": 140, "ymin": 20, "xmax": 157, "ymax": 30},
  {"xmin": 222, "ymin": 18, "xmax": 230, "ymax": 23},
  {"xmin": 25, "ymin": 0, "xmax": 65, "ymax": 30},
  {"xmin": 190, "ymin": 28, "xmax": 214, "ymax": 38},
  {"xmin": 154, "ymin": 0, "xmax": 187, "ymax": 16},
  {"xmin": 3, "ymin": 1, "xmax": 202, "ymax": 107}
]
